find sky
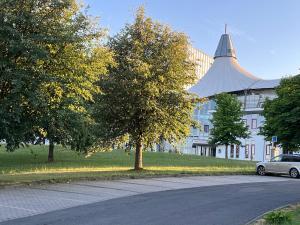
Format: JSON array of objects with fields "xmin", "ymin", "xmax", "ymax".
[{"xmin": 83, "ymin": 0, "xmax": 300, "ymax": 79}]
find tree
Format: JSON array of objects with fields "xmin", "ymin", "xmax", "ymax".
[
  {"xmin": 93, "ymin": 7, "xmax": 198, "ymax": 170},
  {"xmin": 261, "ymin": 75, "xmax": 300, "ymax": 152},
  {"xmin": 209, "ymin": 93, "xmax": 250, "ymax": 159},
  {"xmin": 0, "ymin": 0, "xmax": 46, "ymax": 150},
  {"xmin": 0, "ymin": 0, "xmax": 113, "ymax": 161}
]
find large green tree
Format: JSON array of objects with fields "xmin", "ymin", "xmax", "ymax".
[
  {"xmin": 0, "ymin": 0, "xmax": 113, "ymax": 161},
  {"xmin": 209, "ymin": 93, "xmax": 250, "ymax": 159},
  {"xmin": 93, "ymin": 8, "xmax": 198, "ymax": 170},
  {"xmin": 261, "ymin": 75, "xmax": 300, "ymax": 152}
]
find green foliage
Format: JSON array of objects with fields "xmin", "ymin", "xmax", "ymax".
[
  {"xmin": 93, "ymin": 7, "xmax": 198, "ymax": 169},
  {"xmin": 209, "ymin": 93, "xmax": 250, "ymax": 158},
  {"xmin": 261, "ymin": 75, "xmax": 300, "ymax": 152},
  {"xmin": 0, "ymin": 0, "xmax": 113, "ymax": 157},
  {"xmin": 264, "ymin": 210, "xmax": 292, "ymax": 225}
]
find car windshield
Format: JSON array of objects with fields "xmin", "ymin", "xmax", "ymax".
[{"xmin": 270, "ymin": 155, "xmax": 282, "ymax": 162}]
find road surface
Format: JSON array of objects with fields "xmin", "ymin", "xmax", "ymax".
[{"xmin": 1, "ymin": 177, "xmax": 299, "ymax": 225}]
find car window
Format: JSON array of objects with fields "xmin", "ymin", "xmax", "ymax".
[
  {"xmin": 281, "ymin": 156, "xmax": 292, "ymax": 162},
  {"xmin": 292, "ymin": 157, "xmax": 300, "ymax": 162},
  {"xmin": 270, "ymin": 155, "xmax": 282, "ymax": 162}
]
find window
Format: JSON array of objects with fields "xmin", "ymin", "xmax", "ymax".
[
  {"xmin": 281, "ymin": 156, "xmax": 292, "ymax": 162},
  {"xmin": 192, "ymin": 126, "xmax": 198, "ymax": 137},
  {"xmin": 230, "ymin": 145, "xmax": 234, "ymax": 158},
  {"xmin": 245, "ymin": 145, "xmax": 249, "ymax": 158},
  {"xmin": 202, "ymin": 147, "xmax": 207, "ymax": 156},
  {"xmin": 266, "ymin": 145, "xmax": 271, "ymax": 155},
  {"xmin": 251, "ymin": 119, "xmax": 257, "ymax": 129},
  {"xmin": 236, "ymin": 145, "xmax": 240, "ymax": 158},
  {"xmin": 291, "ymin": 156, "xmax": 300, "ymax": 162},
  {"xmin": 251, "ymin": 144, "xmax": 255, "ymax": 160},
  {"xmin": 204, "ymin": 125, "xmax": 209, "ymax": 133},
  {"xmin": 270, "ymin": 155, "xmax": 282, "ymax": 162}
]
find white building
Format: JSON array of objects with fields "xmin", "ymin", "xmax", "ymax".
[
  {"xmin": 188, "ymin": 46, "xmax": 214, "ymax": 80},
  {"xmin": 168, "ymin": 32, "xmax": 282, "ymax": 161}
]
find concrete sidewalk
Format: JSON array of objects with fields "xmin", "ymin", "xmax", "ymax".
[{"xmin": 0, "ymin": 175, "xmax": 295, "ymax": 222}]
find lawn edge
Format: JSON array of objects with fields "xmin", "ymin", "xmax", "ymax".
[{"xmin": 0, "ymin": 170, "xmax": 255, "ymax": 189}]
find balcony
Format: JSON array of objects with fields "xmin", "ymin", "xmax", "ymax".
[{"xmin": 238, "ymin": 95, "xmax": 265, "ymax": 111}]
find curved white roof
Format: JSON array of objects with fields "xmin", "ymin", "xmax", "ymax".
[
  {"xmin": 248, "ymin": 79, "xmax": 281, "ymax": 90},
  {"xmin": 189, "ymin": 33, "xmax": 280, "ymax": 98}
]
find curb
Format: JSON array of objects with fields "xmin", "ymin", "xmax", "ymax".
[{"xmin": 0, "ymin": 172, "xmax": 256, "ymax": 189}]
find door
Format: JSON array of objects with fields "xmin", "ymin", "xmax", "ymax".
[
  {"xmin": 280, "ymin": 156, "xmax": 293, "ymax": 174},
  {"xmin": 266, "ymin": 155, "xmax": 283, "ymax": 173}
]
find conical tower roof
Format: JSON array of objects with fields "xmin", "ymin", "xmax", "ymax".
[
  {"xmin": 214, "ymin": 34, "xmax": 237, "ymax": 59},
  {"xmin": 189, "ymin": 32, "xmax": 261, "ymax": 98}
]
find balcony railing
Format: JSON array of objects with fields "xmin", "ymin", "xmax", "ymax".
[{"xmin": 238, "ymin": 95, "xmax": 265, "ymax": 109}]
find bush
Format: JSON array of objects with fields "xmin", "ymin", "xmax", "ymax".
[{"xmin": 264, "ymin": 210, "xmax": 292, "ymax": 225}]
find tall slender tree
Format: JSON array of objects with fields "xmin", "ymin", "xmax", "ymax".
[
  {"xmin": 260, "ymin": 75, "xmax": 300, "ymax": 152},
  {"xmin": 93, "ymin": 7, "xmax": 198, "ymax": 170},
  {"xmin": 0, "ymin": 0, "xmax": 113, "ymax": 161},
  {"xmin": 209, "ymin": 93, "xmax": 250, "ymax": 159}
]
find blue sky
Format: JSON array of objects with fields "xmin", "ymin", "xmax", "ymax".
[{"xmin": 83, "ymin": 0, "xmax": 300, "ymax": 79}]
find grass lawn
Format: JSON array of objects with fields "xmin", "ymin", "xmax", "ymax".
[{"xmin": 0, "ymin": 145, "xmax": 256, "ymax": 186}]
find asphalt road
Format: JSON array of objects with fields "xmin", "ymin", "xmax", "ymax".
[{"xmin": 1, "ymin": 180, "xmax": 300, "ymax": 225}]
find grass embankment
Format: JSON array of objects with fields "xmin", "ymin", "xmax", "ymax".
[
  {"xmin": 252, "ymin": 204, "xmax": 300, "ymax": 225},
  {"xmin": 288, "ymin": 205, "xmax": 300, "ymax": 225},
  {"xmin": 0, "ymin": 145, "xmax": 256, "ymax": 186}
]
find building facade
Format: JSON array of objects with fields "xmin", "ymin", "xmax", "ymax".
[
  {"xmin": 165, "ymin": 32, "xmax": 281, "ymax": 161},
  {"xmin": 188, "ymin": 46, "xmax": 214, "ymax": 80}
]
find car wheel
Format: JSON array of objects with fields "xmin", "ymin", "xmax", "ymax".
[
  {"xmin": 257, "ymin": 166, "xmax": 266, "ymax": 176},
  {"xmin": 290, "ymin": 168, "xmax": 299, "ymax": 178}
]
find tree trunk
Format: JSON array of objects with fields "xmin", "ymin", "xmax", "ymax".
[
  {"xmin": 225, "ymin": 144, "xmax": 228, "ymax": 159},
  {"xmin": 48, "ymin": 140, "xmax": 54, "ymax": 162},
  {"xmin": 134, "ymin": 139, "xmax": 143, "ymax": 170}
]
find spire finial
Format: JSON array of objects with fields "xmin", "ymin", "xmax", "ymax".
[{"xmin": 214, "ymin": 26, "xmax": 237, "ymax": 59}]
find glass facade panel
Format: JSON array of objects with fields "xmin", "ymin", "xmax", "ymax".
[
  {"xmin": 245, "ymin": 145, "xmax": 249, "ymax": 158},
  {"xmin": 204, "ymin": 125, "xmax": 209, "ymax": 133},
  {"xmin": 251, "ymin": 144, "xmax": 255, "ymax": 160},
  {"xmin": 230, "ymin": 145, "xmax": 234, "ymax": 158},
  {"xmin": 236, "ymin": 145, "xmax": 240, "ymax": 158}
]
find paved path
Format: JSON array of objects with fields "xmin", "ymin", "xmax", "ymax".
[{"xmin": 0, "ymin": 175, "xmax": 298, "ymax": 224}]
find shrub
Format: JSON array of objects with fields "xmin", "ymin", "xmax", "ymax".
[{"xmin": 264, "ymin": 210, "xmax": 292, "ymax": 225}]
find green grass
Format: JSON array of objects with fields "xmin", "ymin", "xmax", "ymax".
[
  {"xmin": 290, "ymin": 205, "xmax": 300, "ymax": 225},
  {"xmin": 253, "ymin": 204, "xmax": 300, "ymax": 225},
  {"xmin": 0, "ymin": 145, "xmax": 256, "ymax": 186}
]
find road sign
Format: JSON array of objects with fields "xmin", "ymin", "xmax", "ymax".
[{"xmin": 272, "ymin": 136, "xmax": 277, "ymax": 143}]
